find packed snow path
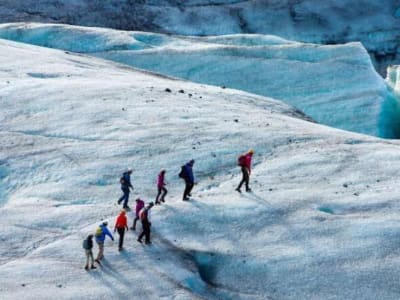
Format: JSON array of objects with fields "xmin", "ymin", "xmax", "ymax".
[{"xmin": 1, "ymin": 39, "xmax": 400, "ymax": 299}]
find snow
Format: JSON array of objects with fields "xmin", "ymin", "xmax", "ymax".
[
  {"xmin": 0, "ymin": 23, "xmax": 399, "ymax": 138},
  {"xmin": 1, "ymin": 37, "xmax": 400, "ymax": 299}
]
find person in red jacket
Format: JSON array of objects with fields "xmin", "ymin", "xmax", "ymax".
[
  {"xmin": 114, "ymin": 209, "xmax": 128, "ymax": 251},
  {"xmin": 236, "ymin": 149, "xmax": 254, "ymax": 193}
]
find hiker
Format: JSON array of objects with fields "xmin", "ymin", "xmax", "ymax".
[
  {"xmin": 95, "ymin": 221, "xmax": 114, "ymax": 263},
  {"xmin": 155, "ymin": 169, "xmax": 168, "ymax": 204},
  {"xmin": 114, "ymin": 209, "xmax": 129, "ymax": 251},
  {"xmin": 118, "ymin": 169, "xmax": 133, "ymax": 209},
  {"xmin": 236, "ymin": 149, "xmax": 254, "ymax": 193},
  {"xmin": 82, "ymin": 234, "xmax": 96, "ymax": 270},
  {"xmin": 179, "ymin": 159, "xmax": 195, "ymax": 201},
  {"xmin": 138, "ymin": 202, "xmax": 154, "ymax": 244},
  {"xmin": 130, "ymin": 198, "xmax": 145, "ymax": 230}
]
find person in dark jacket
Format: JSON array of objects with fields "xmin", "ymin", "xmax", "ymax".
[
  {"xmin": 181, "ymin": 160, "xmax": 195, "ymax": 201},
  {"xmin": 118, "ymin": 169, "xmax": 133, "ymax": 209},
  {"xmin": 137, "ymin": 202, "xmax": 154, "ymax": 244},
  {"xmin": 82, "ymin": 234, "xmax": 96, "ymax": 270},
  {"xmin": 155, "ymin": 169, "xmax": 168, "ymax": 204},
  {"xmin": 236, "ymin": 149, "xmax": 254, "ymax": 193},
  {"xmin": 95, "ymin": 222, "xmax": 114, "ymax": 263},
  {"xmin": 114, "ymin": 209, "xmax": 129, "ymax": 251}
]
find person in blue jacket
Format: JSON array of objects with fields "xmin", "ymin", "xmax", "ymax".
[
  {"xmin": 95, "ymin": 221, "xmax": 114, "ymax": 263},
  {"xmin": 180, "ymin": 159, "xmax": 195, "ymax": 201},
  {"xmin": 118, "ymin": 169, "xmax": 133, "ymax": 209}
]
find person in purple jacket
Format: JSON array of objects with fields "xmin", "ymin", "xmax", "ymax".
[
  {"xmin": 130, "ymin": 198, "xmax": 145, "ymax": 231},
  {"xmin": 155, "ymin": 169, "xmax": 168, "ymax": 205},
  {"xmin": 179, "ymin": 159, "xmax": 195, "ymax": 201}
]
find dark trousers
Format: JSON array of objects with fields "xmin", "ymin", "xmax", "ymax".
[
  {"xmin": 183, "ymin": 181, "xmax": 194, "ymax": 200},
  {"xmin": 132, "ymin": 216, "xmax": 139, "ymax": 230},
  {"xmin": 237, "ymin": 167, "xmax": 250, "ymax": 190},
  {"xmin": 138, "ymin": 220, "xmax": 151, "ymax": 243},
  {"xmin": 156, "ymin": 187, "xmax": 168, "ymax": 202},
  {"xmin": 119, "ymin": 187, "xmax": 130, "ymax": 207},
  {"xmin": 117, "ymin": 227, "xmax": 125, "ymax": 249}
]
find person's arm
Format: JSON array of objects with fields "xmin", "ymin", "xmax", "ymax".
[{"xmin": 105, "ymin": 227, "xmax": 114, "ymax": 240}]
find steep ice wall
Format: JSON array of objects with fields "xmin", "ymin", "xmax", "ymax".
[
  {"xmin": 0, "ymin": 0, "xmax": 399, "ymax": 73},
  {"xmin": 0, "ymin": 23, "xmax": 398, "ymax": 138}
]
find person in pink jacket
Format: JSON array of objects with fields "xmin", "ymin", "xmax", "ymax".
[
  {"xmin": 236, "ymin": 149, "xmax": 254, "ymax": 193},
  {"xmin": 130, "ymin": 198, "xmax": 145, "ymax": 230},
  {"xmin": 155, "ymin": 169, "xmax": 168, "ymax": 205}
]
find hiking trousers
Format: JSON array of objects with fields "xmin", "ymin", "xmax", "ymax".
[{"xmin": 238, "ymin": 166, "xmax": 250, "ymax": 190}]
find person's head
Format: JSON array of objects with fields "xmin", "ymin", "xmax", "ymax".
[
  {"xmin": 248, "ymin": 149, "xmax": 254, "ymax": 155},
  {"xmin": 127, "ymin": 169, "xmax": 133, "ymax": 174},
  {"xmin": 160, "ymin": 169, "xmax": 166, "ymax": 174},
  {"xmin": 148, "ymin": 202, "xmax": 154, "ymax": 207},
  {"xmin": 189, "ymin": 159, "xmax": 195, "ymax": 165},
  {"xmin": 136, "ymin": 198, "xmax": 141, "ymax": 203},
  {"xmin": 120, "ymin": 209, "xmax": 126, "ymax": 214},
  {"xmin": 102, "ymin": 221, "xmax": 108, "ymax": 227},
  {"xmin": 88, "ymin": 234, "xmax": 94, "ymax": 239}
]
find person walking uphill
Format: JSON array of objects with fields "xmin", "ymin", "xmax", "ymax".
[
  {"xmin": 179, "ymin": 159, "xmax": 195, "ymax": 201},
  {"xmin": 137, "ymin": 202, "xmax": 154, "ymax": 244},
  {"xmin": 155, "ymin": 169, "xmax": 168, "ymax": 204},
  {"xmin": 118, "ymin": 169, "xmax": 133, "ymax": 210},
  {"xmin": 236, "ymin": 149, "xmax": 254, "ymax": 193},
  {"xmin": 82, "ymin": 234, "xmax": 96, "ymax": 270},
  {"xmin": 130, "ymin": 198, "xmax": 145, "ymax": 230},
  {"xmin": 114, "ymin": 209, "xmax": 129, "ymax": 251},
  {"xmin": 95, "ymin": 222, "xmax": 114, "ymax": 263}
]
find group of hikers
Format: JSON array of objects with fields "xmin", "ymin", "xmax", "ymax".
[{"xmin": 82, "ymin": 149, "xmax": 254, "ymax": 270}]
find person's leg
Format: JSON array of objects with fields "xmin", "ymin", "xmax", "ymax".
[
  {"xmin": 123, "ymin": 190, "xmax": 130, "ymax": 208},
  {"xmin": 96, "ymin": 242, "xmax": 104, "ymax": 261},
  {"xmin": 155, "ymin": 187, "xmax": 162, "ymax": 204},
  {"xmin": 183, "ymin": 181, "xmax": 191, "ymax": 200},
  {"xmin": 237, "ymin": 167, "xmax": 246, "ymax": 191},
  {"xmin": 85, "ymin": 250, "xmax": 90, "ymax": 269},
  {"xmin": 244, "ymin": 169, "xmax": 250, "ymax": 191},
  {"xmin": 161, "ymin": 187, "xmax": 168, "ymax": 202},
  {"xmin": 132, "ymin": 216, "xmax": 138, "ymax": 230},
  {"xmin": 138, "ymin": 222, "xmax": 145, "ymax": 242},
  {"xmin": 117, "ymin": 227, "xmax": 125, "ymax": 250},
  {"xmin": 89, "ymin": 250, "xmax": 95, "ymax": 268},
  {"xmin": 144, "ymin": 221, "xmax": 151, "ymax": 243}
]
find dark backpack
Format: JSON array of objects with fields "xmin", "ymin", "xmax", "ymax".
[
  {"xmin": 238, "ymin": 155, "xmax": 246, "ymax": 166},
  {"xmin": 120, "ymin": 176, "xmax": 125, "ymax": 185},
  {"xmin": 178, "ymin": 166, "xmax": 185, "ymax": 178},
  {"xmin": 82, "ymin": 239, "xmax": 90, "ymax": 250}
]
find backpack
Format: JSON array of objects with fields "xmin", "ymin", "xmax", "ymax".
[
  {"xmin": 120, "ymin": 176, "xmax": 125, "ymax": 185},
  {"xmin": 82, "ymin": 239, "xmax": 89, "ymax": 249},
  {"xmin": 178, "ymin": 166, "xmax": 185, "ymax": 178},
  {"xmin": 238, "ymin": 155, "xmax": 246, "ymax": 166},
  {"xmin": 95, "ymin": 227, "xmax": 103, "ymax": 238}
]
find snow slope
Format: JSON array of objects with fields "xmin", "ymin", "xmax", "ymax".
[
  {"xmin": 0, "ymin": 23, "xmax": 399, "ymax": 139},
  {"xmin": 1, "ymin": 38, "xmax": 400, "ymax": 299},
  {"xmin": 0, "ymin": 0, "xmax": 399, "ymax": 74}
]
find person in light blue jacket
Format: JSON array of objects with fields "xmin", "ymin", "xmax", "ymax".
[{"xmin": 95, "ymin": 222, "xmax": 114, "ymax": 263}]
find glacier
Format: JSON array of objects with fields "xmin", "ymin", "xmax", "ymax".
[
  {"xmin": 0, "ymin": 23, "xmax": 399, "ymax": 138},
  {"xmin": 0, "ymin": 0, "xmax": 399, "ymax": 74},
  {"xmin": 1, "ymin": 35, "xmax": 400, "ymax": 299}
]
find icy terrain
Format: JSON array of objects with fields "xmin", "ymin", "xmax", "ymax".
[
  {"xmin": 0, "ymin": 0, "xmax": 399, "ymax": 73},
  {"xmin": 0, "ymin": 23, "xmax": 399, "ymax": 138},
  {"xmin": 1, "ymin": 38, "xmax": 400, "ymax": 299}
]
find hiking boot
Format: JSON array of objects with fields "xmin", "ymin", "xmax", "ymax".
[
  {"xmin": 161, "ymin": 199, "xmax": 165, "ymax": 203},
  {"xmin": 246, "ymin": 188, "xmax": 252, "ymax": 192},
  {"xmin": 137, "ymin": 239, "xmax": 143, "ymax": 243},
  {"xmin": 117, "ymin": 199, "xmax": 122, "ymax": 205},
  {"xmin": 84, "ymin": 265, "xmax": 89, "ymax": 270},
  {"xmin": 235, "ymin": 188, "xmax": 242, "ymax": 193},
  {"xmin": 130, "ymin": 227, "xmax": 135, "ymax": 231},
  {"xmin": 155, "ymin": 201, "xmax": 160, "ymax": 205},
  {"xmin": 145, "ymin": 240, "xmax": 152, "ymax": 245},
  {"xmin": 183, "ymin": 197, "xmax": 189, "ymax": 201},
  {"xmin": 118, "ymin": 247, "xmax": 123, "ymax": 252},
  {"xmin": 91, "ymin": 265, "xmax": 97, "ymax": 269}
]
